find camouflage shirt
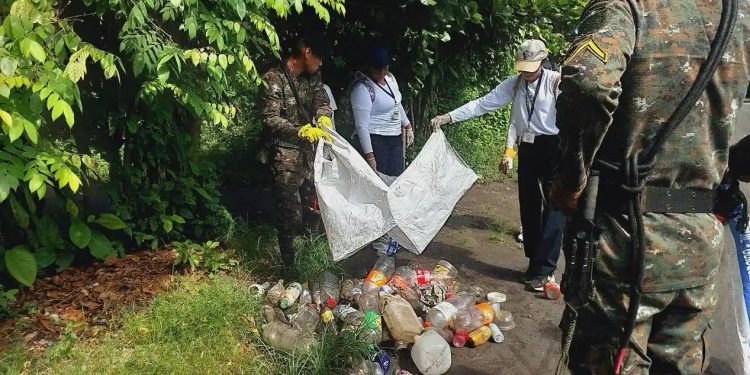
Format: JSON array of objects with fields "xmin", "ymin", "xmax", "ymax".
[
  {"xmin": 556, "ymin": 0, "xmax": 750, "ymax": 292},
  {"xmin": 260, "ymin": 64, "xmax": 332, "ymax": 146}
]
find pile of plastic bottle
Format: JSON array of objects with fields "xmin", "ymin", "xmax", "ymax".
[{"xmin": 253, "ymin": 257, "xmax": 515, "ymax": 375}]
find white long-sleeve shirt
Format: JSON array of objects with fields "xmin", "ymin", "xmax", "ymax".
[
  {"xmin": 351, "ymin": 73, "xmax": 410, "ymax": 154},
  {"xmin": 448, "ymin": 69, "xmax": 560, "ymax": 148}
]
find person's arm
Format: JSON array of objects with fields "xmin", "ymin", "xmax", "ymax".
[
  {"xmin": 447, "ymin": 76, "xmax": 516, "ymax": 123},
  {"xmin": 505, "ymin": 120, "xmax": 518, "ymax": 148},
  {"xmin": 351, "ymin": 84, "xmax": 375, "ymax": 154},
  {"xmin": 554, "ymin": 0, "xmax": 637, "ymax": 199},
  {"xmin": 260, "ymin": 71, "xmax": 299, "ymax": 139},
  {"xmin": 399, "ymin": 103, "xmax": 411, "ymax": 127}
]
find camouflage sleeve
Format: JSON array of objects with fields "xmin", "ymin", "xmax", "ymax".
[
  {"xmin": 555, "ymin": 0, "xmax": 637, "ymax": 192},
  {"xmin": 312, "ymin": 73, "xmax": 332, "ymax": 120},
  {"xmin": 260, "ymin": 70, "xmax": 298, "ymax": 139}
]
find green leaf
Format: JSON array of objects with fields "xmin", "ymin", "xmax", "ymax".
[
  {"xmin": 0, "ymin": 109, "xmax": 12, "ymax": 127},
  {"xmin": 23, "ymin": 120, "xmax": 38, "ymax": 144},
  {"xmin": 194, "ymin": 187, "xmax": 211, "ymax": 199},
  {"xmin": 9, "ymin": 195, "xmax": 29, "ymax": 229},
  {"xmin": 69, "ymin": 220, "xmax": 92, "ymax": 249},
  {"xmin": 0, "ymin": 84, "xmax": 10, "ymax": 98},
  {"xmin": 235, "ymin": 1, "xmax": 246, "ymax": 19},
  {"xmin": 37, "ymin": 215, "xmax": 62, "ymax": 249},
  {"xmin": 20, "ymin": 38, "xmax": 46, "ymax": 63},
  {"xmin": 68, "ymin": 172, "xmax": 81, "ymax": 193},
  {"xmin": 88, "ymin": 231, "xmax": 114, "ymax": 259},
  {"xmin": 8, "ymin": 120, "xmax": 23, "ymax": 142},
  {"xmin": 0, "ymin": 174, "xmax": 11, "ymax": 202},
  {"xmin": 28, "ymin": 174, "xmax": 44, "ymax": 193},
  {"xmin": 94, "ymin": 213, "xmax": 127, "ymax": 230},
  {"xmin": 218, "ymin": 54, "xmax": 228, "ymax": 69},
  {"xmin": 5, "ymin": 246, "xmax": 37, "ymax": 286},
  {"xmin": 171, "ymin": 214, "xmax": 185, "ymax": 224},
  {"xmin": 34, "ymin": 247, "xmax": 56, "ymax": 268},
  {"xmin": 161, "ymin": 216, "xmax": 173, "ymax": 233},
  {"xmin": 55, "ymin": 250, "xmax": 75, "ymax": 272},
  {"xmin": 66, "ymin": 199, "xmax": 79, "ymax": 217}
]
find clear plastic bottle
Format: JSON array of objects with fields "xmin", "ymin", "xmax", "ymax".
[
  {"xmin": 291, "ymin": 304, "xmax": 320, "ymax": 333},
  {"xmin": 489, "ymin": 323, "xmax": 505, "ymax": 343},
  {"xmin": 340, "ymin": 278, "xmax": 356, "ymax": 302},
  {"xmin": 491, "ymin": 304, "xmax": 516, "ymax": 331},
  {"xmin": 467, "ymin": 326, "xmax": 493, "ymax": 347},
  {"xmin": 280, "ymin": 282, "xmax": 303, "ymax": 308},
  {"xmin": 411, "ymin": 329, "xmax": 452, "ymax": 375},
  {"xmin": 359, "ymin": 292, "xmax": 382, "ymax": 345},
  {"xmin": 451, "ymin": 303, "xmax": 495, "ymax": 347},
  {"xmin": 433, "ymin": 260, "xmax": 458, "ymax": 278},
  {"xmin": 380, "ymin": 293, "xmax": 423, "ymax": 343},
  {"xmin": 266, "ymin": 280, "xmax": 285, "ymax": 306},
  {"xmin": 333, "ymin": 304, "xmax": 365, "ymax": 326},
  {"xmin": 316, "ymin": 271, "xmax": 341, "ymax": 309},
  {"xmin": 299, "ymin": 288, "xmax": 312, "ymax": 305},
  {"xmin": 423, "ymin": 291, "xmax": 477, "ymax": 329},
  {"xmin": 424, "ymin": 327, "xmax": 453, "ymax": 344},
  {"xmin": 363, "ymin": 256, "xmax": 396, "ymax": 293},
  {"xmin": 262, "ymin": 321, "xmax": 315, "ymax": 353}
]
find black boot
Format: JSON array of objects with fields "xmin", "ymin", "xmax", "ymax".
[{"xmin": 278, "ymin": 233, "xmax": 296, "ymax": 277}]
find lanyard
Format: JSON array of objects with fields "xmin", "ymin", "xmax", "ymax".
[
  {"xmin": 369, "ymin": 76, "xmax": 397, "ymax": 104},
  {"xmin": 281, "ymin": 63, "xmax": 314, "ymax": 122},
  {"xmin": 524, "ymin": 70, "xmax": 544, "ymax": 123}
]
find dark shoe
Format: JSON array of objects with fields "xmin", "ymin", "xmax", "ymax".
[
  {"xmin": 529, "ymin": 274, "xmax": 556, "ymax": 292},
  {"xmin": 522, "ymin": 263, "xmax": 537, "ymax": 284}
]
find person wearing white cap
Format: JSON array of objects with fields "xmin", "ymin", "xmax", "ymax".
[{"xmin": 430, "ymin": 39, "xmax": 565, "ymax": 291}]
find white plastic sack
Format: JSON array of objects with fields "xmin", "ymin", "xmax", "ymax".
[{"xmin": 314, "ymin": 128, "xmax": 478, "ymax": 261}]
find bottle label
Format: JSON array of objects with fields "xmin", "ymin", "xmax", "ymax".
[
  {"xmin": 468, "ymin": 326, "xmax": 492, "ymax": 346},
  {"xmin": 415, "ymin": 269, "xmax": 431, "ymax": 285},
  {"xmin": 476, "ymin": 303, "xmax": 495, "ymax": 325},
  {"xmin": 433, "ymin": 264, "xmax": 451, "ymax": 275},
  {"xmin": 363, "ymin": 311, "xmax": 382, "ymax": 330},
  {"xmin": 352, "ymin": 288, "xmax": 362, "ymax": 296},
  {"xmin": 338, "ymin": 305, "xmax": 358, "ymax": 317},
  {"xmin": 433, "ymin": 301, "xmax": 459, "ymax": 320},
  {"xmin": 366, "ymin": 270, "xmax": 388, "ymax": 287}
]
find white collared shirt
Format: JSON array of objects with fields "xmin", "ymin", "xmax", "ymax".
[{"xmin": 448, "ymin": 69, "xmax": 560, "ymax": 148}]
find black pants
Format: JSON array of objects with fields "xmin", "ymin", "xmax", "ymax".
[
  {"xmin": 518, "ymin": 135, "xmax": 565, "ymax": 277},
  {"xmin": 370, "ymin": 134, "xmax": 405, "ymax": 177}
]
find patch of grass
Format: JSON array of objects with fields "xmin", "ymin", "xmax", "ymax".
[
  {"xmin": 0, "ymin": 342, "xmax": 28, "ymax": 374},
  {"xmin": 484, "ymin": 218, "xmax": 512, "ymax": 243},
  {"xmin": 27, "ymin": 275, "xmax": 271, "ymax": 375},
  {"xmin": 225, "ymin": 217, "xmax": 340, "ymax": 281}
]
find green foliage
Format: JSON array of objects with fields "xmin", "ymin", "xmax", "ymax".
[
  {"xmin": 0, "ymin": 283, "xmax": 19, "ymax": 318},
  {"xmin": 172, "ymin": 239, "xmax": 234, "ymax": 273}
]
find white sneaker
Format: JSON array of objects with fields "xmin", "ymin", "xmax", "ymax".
[
  {"xmin": 529, "ymin": 274, "xmax": 555, "ymax": 292},
  {"xmin": 516, "ymin": 227, "xmax": 523, "ymax": 243}
]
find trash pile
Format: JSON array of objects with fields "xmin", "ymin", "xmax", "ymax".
[{"xmin": 252, "ymin": 257, "xmax": 515, "ymax": 375}]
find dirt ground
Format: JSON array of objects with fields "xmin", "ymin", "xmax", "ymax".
[{"xmin": 342, "ymin": 104, "xmax": 750, "ymax": 374}]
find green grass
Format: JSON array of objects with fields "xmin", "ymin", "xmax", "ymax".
[
  {"xmin": 484, "ymin": 218, "xmax": 512, "ymax": 243},
  {"xmin": 2, "ymin": 275, "xmax": 372, "ymax": 375},
  {"xmin": 224, "ymin": 218, "xmax": 340, "ymax": 281}
]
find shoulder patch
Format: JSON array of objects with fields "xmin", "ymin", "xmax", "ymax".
[{"xmin": 565, "ymin": 37, "xmax": 609, "ymax": 65}]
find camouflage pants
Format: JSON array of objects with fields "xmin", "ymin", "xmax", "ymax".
[
  {"xmin": 562, "ymin": 279, "xmax": 716, "ymax": 374},
  {"xmin": 270, "ymin": 145, "xmax": 317, "ymax": 236}
]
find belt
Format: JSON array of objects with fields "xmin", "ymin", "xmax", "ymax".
[{"xmin": 598, "ymin": 185, "xmax": 716, "ymax": 214}]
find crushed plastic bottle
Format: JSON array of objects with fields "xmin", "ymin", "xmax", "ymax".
[
  {"xmin": 340, "ymin": 278, "xmax": 357, "ymax": 302},
  {"xmin": 423, "ymin": 291, "xmax": 478, "ymax": 329},
  {"xmin": 266, "ymin": 280, "xmax": 285, "ymax": 306},
  {"xmin": 262, "ymin": 321, "xmax": 315, "ymax": 353},
  {"xmin": 250, "ymin": 281, "xmax": 271, "ymax": 295},
  {"xmin": 380, "ymin": 293, "xmax": 423, "ymax": 343},
  {"xmin": 491, "ymin": 304, "xmax": 516, "ymax": 331},
  {"xmin": 291, "ymin": 304, "xmax": 320, "ymax": 333},
  {"xmin": 280, "ymin": 282, "xmax": 303, "ymax": 308},
  {"xmin": 411, "ymin": 329, "xmax": 452, "ymax": 375},
  {"xmin": 299, "ymin": 288, "xmax": 312, "ymax": 305},
  {"xmin": 363, "ymin": 256, "xmax": 396, "ymax": 294},
  {"xmin": 333, "ymin": 304, "xmax": 365, "ymax": 326},
  {"xmin": 359, "ymin": 292, "xmax": 383, "ymax": 344},
  {"xmin": 452, "ymin": 303, "xmax": 495, "ymax": 347},
  {"xmin": 467, "ymin": 326, "xmax": 492, "ymax": 347},
  {"xmin": 315, "ymin": 271, "xmax": 341, "ymax": 309}
]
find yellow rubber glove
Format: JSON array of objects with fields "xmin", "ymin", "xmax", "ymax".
[
  {"xmin": 316, "ymin": 115, "xmax": 333, "ymax": 128},
  {"xmin": 298, "ymin": 124, "xmax": 333, "ymax": 143},
  {"xmin": 503, "ymin": 147, "xmax": 518, "ymax": 158}
]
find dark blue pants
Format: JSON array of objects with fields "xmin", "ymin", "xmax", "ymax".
[
  {"xmin": 518, "ymin": 135, "xmax": 565, "ymax": 277},
  {"xmin": 370, "ymin": 134, "xmax": 404, "ymax": 177}
]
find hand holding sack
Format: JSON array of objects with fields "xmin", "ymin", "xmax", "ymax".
[{"xmin": 430, "ymin": 114, "xmax": 451, "ymax": 132}]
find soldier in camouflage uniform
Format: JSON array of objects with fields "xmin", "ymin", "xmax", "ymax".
[
  {"xmin": 260, "ymin": 33, "xmax": 332, "ymax": 274},
  {"xmin": 551, "ymin": 0, "xmax": 750, "ymax": 373}
]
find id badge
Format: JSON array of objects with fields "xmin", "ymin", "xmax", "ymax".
[
  {"xmin": 391, "ymin": 107, "xmax": 400, "ymax": 121},
  {"xmin": 522, "ymin": 131, "xmax": 536, "ymax": 144}
]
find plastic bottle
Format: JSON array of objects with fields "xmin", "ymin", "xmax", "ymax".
[
  {"xmin": 314, "ymin": 271, "xmax": 341, "ymax": 309},
  {"xmin": 491, "ymin": 304, "xmax": 516, "ymax": 331},
  {"xmin": 363, "ymin": 256, "xmax": 396, "ymax": 293},
  {"xmin": 333, "ymin": 304, "xmax": 365, "ymax": 326},
  {"xmin": 425, "ymin": 327, "xmax": 453, "ymax": 344},
  {"xmin": 489, "ymin": 323, "xmax": 505, "ymax": 343},
  {"xmin": 250, "ymin": 281, "xmax": 271, "ymax": 296},
  {"xmin": 467, "ymin": 326, "xmax": 493, "ymax": 347},
  {"xmin": 262, "ymin": 321, "xmax": 315, "ymax": 353},
  {"xmin": 299, "ymin": 288, "xmax": 312, "ymax": 305},
  {"xmin": 433, "ymin": 260, "xmax": 458, "ymax": 278},
  {"xmin": 451, "ymin": 303, "xmax": 495, "ymax": 347},
  {"xmin": 359, "ymin": 292, "xmax": 382, "ymax": 345},
  {"xmin": 291, "ymin": 304, "xmax": 320, "ymax": 333},
  {"xmin": 411, "ymin": 329, "xmax": 451, "ymax": 375},
  {"xmin": 380, "ymin": 293, "xmax": 423, "ymax": 343},
  {"xmin": 266, "ymin": 280, "xmax": 285, "ymax": 306},
  {"xmin": 423, "ymin": 292, "xmax": 478, "ymax": 329},
  {"xmin": 340, "ymin": 279, "xmax": 356, "ymax": 302},
  {"xmin": 280, "ymin": 282, "xmax": 303, "ymax": 308},
  {"xmin": 389, "ymin": 266, "xmax": 433, "ymax": 288}
]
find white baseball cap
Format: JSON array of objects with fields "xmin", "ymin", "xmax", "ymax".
[{"xmin": 515, "ymin": 39, "xmax": 548, "ymax": 72}]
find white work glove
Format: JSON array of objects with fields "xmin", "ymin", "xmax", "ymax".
[
  {"xmin": 499, "ymin": 157, "xmax": 513, "ymax": 175},
  {"xmin": 404, "ymin": 125, "xmax": 415, "ymax": 147},
  {"xmin": 366, "ymin": 157, "xmax": 377, "ymax": 171},
  {"xmin": 430, "ymin": 114, "xmax": 451, "ymax": 132}
]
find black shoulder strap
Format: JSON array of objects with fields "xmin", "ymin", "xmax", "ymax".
[
  {"xmin": 639, "ymin": 0, "xmax": 738, "ymax": 167},
  {"xmin": 280, "ymin": 62, "xmax": 313, "ymax": 123}
]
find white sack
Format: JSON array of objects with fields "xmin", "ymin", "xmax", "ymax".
[{"xmin": 314, "ymin": 128, "xmax": 478, "ymax": 261}]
